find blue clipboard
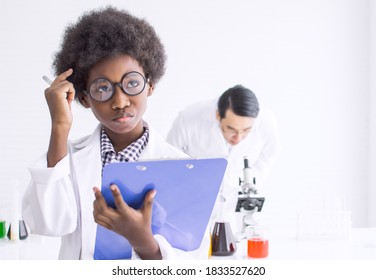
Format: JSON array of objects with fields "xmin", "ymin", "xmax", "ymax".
[{"xmin": 94, "ymin": 158, "xmax": 227, "ymax": 260}]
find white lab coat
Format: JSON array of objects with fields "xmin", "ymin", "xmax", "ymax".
[
  {"xmin": 22, "ymin": 124, "xmax": 210, "ymax": 260},
  {"xmin": 166, "ymin": 99, "xmax": 280, "ymax": 232}
]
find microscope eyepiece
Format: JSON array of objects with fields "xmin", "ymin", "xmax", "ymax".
[{"xmin": 243, "ymin": 157, "xmax": 249, "ymax": 169}]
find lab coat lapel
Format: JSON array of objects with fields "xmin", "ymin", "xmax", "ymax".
[
  {"xmin": 71, "ymin": 125, "xmax": 102, "ymax": 258},
  {"xmin": 71, "ymin": 125, "xmax": 102, "ymax": 196}
]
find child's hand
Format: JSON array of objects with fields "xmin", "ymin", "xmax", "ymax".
[
  {"xmin": 93, "ymin": 185, "xmax": 162, "ymax": 259},
  {"xmin": 44, "ymin": 68, "xmax": 75, "ymax": 130},
  {"xmin": 45, "ymin": 68, "xmax": 75, "ymax": 167}
]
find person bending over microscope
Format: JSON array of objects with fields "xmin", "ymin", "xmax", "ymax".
[{"xmin": 167, "ymin": 85, "xmax": 280, "ymax": 231}]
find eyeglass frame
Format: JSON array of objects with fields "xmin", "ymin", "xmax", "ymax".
[
  {"xmin": 220, "ymin": 123, "xmax": 253, "ymax": 137},
  {"xmin": 84, "ymin": 71, "xmax": 150, "ymax": 101}
]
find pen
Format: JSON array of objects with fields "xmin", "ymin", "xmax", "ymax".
[{"xmin": 42, "ymin": 75, "xmax": 53, "ymax": 85}]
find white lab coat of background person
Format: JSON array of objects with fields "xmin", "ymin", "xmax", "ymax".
[
  {"xmin": 22, "ymin": 124, "xmax": 210, "ymax": 260},
  {"xmin": 166, "ymin": 98, "xmax": 280, "ymax": 233}
]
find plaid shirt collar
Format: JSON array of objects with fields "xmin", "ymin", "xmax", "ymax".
[{"xmin": 100, "ymin": 127, "xmax": 149, "ymax": 168}]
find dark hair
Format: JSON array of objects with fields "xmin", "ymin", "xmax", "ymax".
[
  {"xmin": 217, "ymin": 85, "xmax": 259, "ymax": 119},
  {"xmin": 52, "ymin": 6, "xmax": 166, "ymax": 101}
]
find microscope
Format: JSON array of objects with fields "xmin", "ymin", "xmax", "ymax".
[{"xmin": 235, "ymin": 156, "xmax": 265, "ymax": 241}]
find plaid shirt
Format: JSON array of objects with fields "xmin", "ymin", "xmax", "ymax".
[{"xmin": 100, "ymin": 127, "xmax": 149, "ymax": 168}]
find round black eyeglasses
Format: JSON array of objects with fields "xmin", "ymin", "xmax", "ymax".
[{"xmin": 86, "ymin": 71, "xmax": 148, "ymax": 101}]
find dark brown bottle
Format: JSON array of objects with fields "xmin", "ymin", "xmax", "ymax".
[{"xmin": 211, "ymin": 221, "xmax": 236, "ymax": 256}]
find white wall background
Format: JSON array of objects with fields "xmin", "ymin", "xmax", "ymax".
[
  {"xmin": 0, "ymin": 0, "xmax": 374, "ymax": 236},
  {"xmin": 370, "ymin": 0, "xmax": 376, "ymax": 228}
]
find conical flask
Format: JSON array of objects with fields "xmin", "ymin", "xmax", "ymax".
[
  {"xmin": 211, "ymin": 221, "xmax": 236, "ymax": 256},
  {"xmin": 211, "ymin": 194, "xmax": 236, "ymax": 256}
]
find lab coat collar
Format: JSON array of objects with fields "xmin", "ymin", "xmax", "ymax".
[{"xmin": 72, "ymin": 125, "xmax": 102, "ymax": 151}]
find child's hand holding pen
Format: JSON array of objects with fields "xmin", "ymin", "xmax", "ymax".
[
  {"xmin": 43, "ymin": 68, "xmax": 75, "ymax": 128},
  {"xmin": 42, "ymin": 68, "xmax": 75, "ymax": 167}
]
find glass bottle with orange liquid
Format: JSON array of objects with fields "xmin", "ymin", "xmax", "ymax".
[{"xmin": 247, "ymin": 227, "xmax": 268, "ymax": 258}]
